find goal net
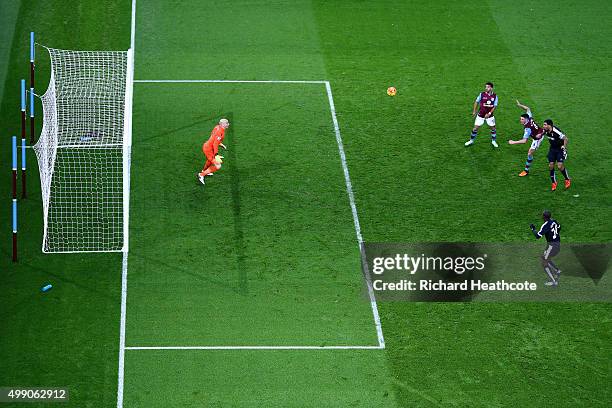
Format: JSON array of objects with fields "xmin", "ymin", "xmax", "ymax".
[{"xmin": 34, "ymin": 47, "xmax": 133, "ymax": 253}]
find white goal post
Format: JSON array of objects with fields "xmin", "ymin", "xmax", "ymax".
[{"xmin": 34, "ymin": 46, "xmax": 133, "ymax": 253}]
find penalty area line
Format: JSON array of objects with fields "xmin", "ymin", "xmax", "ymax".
[
  {"xmin": 125, "ymin": 345, "xmax": 384, "ymax": 350},
  {"xmin": 134, "ymin": 79, "xmax": 327, "ymax": 84},
  {"xmin": 128, "ymin": 78, "xmax": 386, "ymax": 350},
  {"xmin": 324, "ymin": 81, "xmax": 385, "ymax": 349}
]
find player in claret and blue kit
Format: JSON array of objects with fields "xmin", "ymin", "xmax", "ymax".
[
  {"xmin": 508, "ymin": 100, "xmax": 545, "ymax": 176},
  {"xmin": 465, "ymin": 82, "xmax": 499, "ymax": 148},
  {"xmin": 530, "ymin": 210, "xmax": 562, "ymax": 286}
]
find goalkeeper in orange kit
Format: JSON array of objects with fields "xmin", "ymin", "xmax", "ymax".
[{"xmin": 198, "ymin": 118, "xmax": 229, "ymax": 185}]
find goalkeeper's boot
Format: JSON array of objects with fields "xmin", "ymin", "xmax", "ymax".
[
  {"xmin": 518, "ymin": 170, "xmax": 529, "ymax": 177},
  {"xmin": 544, "ymin": 280, "xmax": 558, "ymax": 287},
  {"xmin": 464, "ymin": 139, "xmax": 474, "ymax": 147},
  {"xmin": 491, "ymin": 140, "xmax": 499, "ymax": 148},
  {"xmin": 198, "ymin": 174, "xmax": 205, "ymax": 185},
  {"xmin": 551, "ymin": 182, "xmax": 558, "ymax": 191},
  {"xmin": 564, "ymin": 179, "xmax": 571, "ymax": 189},
  {"xmin": 206, "ymin": 173, "xmax": 214, "ymax": 177}
]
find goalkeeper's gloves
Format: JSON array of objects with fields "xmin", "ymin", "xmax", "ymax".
[
  {"xmin": 561, "ymin": 146, "xmax": 568, "ymax": 160},
  {"xmin": 529, "ymin": 223, "xmax": 536, "ymax": 231}
]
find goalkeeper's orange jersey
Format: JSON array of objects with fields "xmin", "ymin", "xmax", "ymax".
[{"xmin": 203, "ymin": 125, "xmax": 225, "ymax": 156}]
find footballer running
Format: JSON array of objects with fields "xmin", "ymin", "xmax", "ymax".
[
  {"xmin": 198, "ymin": 118, "xmax": 229, "ymax": 185},
  {"xmin": 530, "ymin": 210, "xmax": 562, "ymax": 286},
  {"xmin": 542, "ymin": 119, "xmax": 571, "ymax": 191},
  {"xmin": 508, "ymin": 100, "xmax": 545, "ymax": 176},
  {"xmin": 465, "ymin": 82, "xmax": 499, "ymax": 148}
]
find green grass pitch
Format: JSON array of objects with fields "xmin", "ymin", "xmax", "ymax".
[{"xmin": 1, "ymin": 0, "xmax": 611, "ymax": 407}]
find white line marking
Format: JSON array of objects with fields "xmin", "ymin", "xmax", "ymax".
[
  {"xmin": 130, "ymin": 0, "xmax": 136, "ymax": 50},
  {"xmin": 324, "ymin": 81, "xmax": 385, "ymax": 349},
  {"xmin": 134, "ymin": 79, "xmax": 326, "ymax": 84},
  {"xmin": 117, "ymin": 2, "xmax": 136, "ymax": 407},
  {"xmin": 117, "ymin": 252, "xmax": 129, "ymax": 408},
  {"xmin": 126, "ymin": 345, "xmax": 384, "ymax": 350}
]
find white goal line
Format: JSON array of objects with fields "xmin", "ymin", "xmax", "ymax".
[{"xmin": 126, "ymin": 345, "xmax": 384, "ymax": 350}]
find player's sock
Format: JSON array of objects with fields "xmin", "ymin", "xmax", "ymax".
[
  {"xmin": 524, "ymin": 155, "xmax": 533, "ymax": 172},
  {"xmin": 544, "ymin": 266, "xmax": 557, "ymax": 283},
  {"xmin": 202, "ymin": 165, "xmax": 220, "ymax": 177},
  {"xmin": 550, "ymin": 169, "xmax": 556, "ymax": 183},
  {"xmin": 491, "ymin": 129, "xmax": 497, "ymax": 140},
  {"xmin": 550, "ymin": 260, "xmax": 561, "ymax": 278},
  {"xmin": 470, "ymin": 129, "xmax": 478, "ymax": 140},
  {"xmin": 547, "ymin": 261, "xmax": 560, "ymax": 276},
  {"xmin": 561, "ymin": 168, "xmax": 570, "ymax": 180}
]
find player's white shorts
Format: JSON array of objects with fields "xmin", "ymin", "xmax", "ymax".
[
  {"xmin": 474, "ymin": 115, "xmax": 495, "ymax": 127},
  {"xmin": 529, "ymin": 137, "xmax": 543, "ymax": 151}
]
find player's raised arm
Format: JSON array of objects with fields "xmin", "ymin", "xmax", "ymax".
[{"xmin": 516, "ymin": 99, "xmax": 530, "ymax": 112}]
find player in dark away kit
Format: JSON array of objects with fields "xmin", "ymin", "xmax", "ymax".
[
  {"xmin": 530, "ymin": 210, "xmax": 562, "ymax": 286},
  {"xmin": 543, "ymin": 119, "xmax": 571, "ymax": 191}
]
